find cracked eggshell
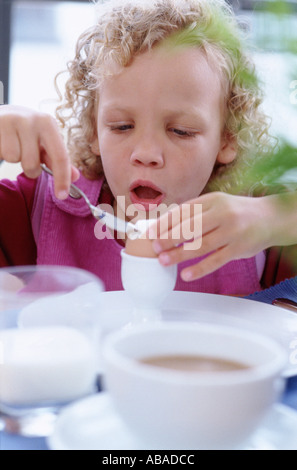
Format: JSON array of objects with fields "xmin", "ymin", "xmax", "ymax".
[{"xmin": 125, "ymin": 219, "xmax": 157, "ymax": 258}]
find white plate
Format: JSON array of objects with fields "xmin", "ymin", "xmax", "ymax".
[
  {"xmin": 19, "ymin": 289, "xmax": 297, "ymax": 377},
  {"xmin": 47, "ymin": 392, "xmax": 297, "ymax": 450},
  {"xmin": 98, "ymin": 291, "xmax": 297, "ymax": 377}
]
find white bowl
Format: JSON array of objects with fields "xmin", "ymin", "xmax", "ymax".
[{"xmin": 103, "ymin": 322, "xmax": 286, "ymax": 450}]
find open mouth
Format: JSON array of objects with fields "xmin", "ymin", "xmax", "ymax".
[
  {"xmin": 133, "ymin": 186, "xmax": 162, "ymax": 200},
  {"xmin": 130, "ymin": 181, "xmax": 165, "ymax": 210}
]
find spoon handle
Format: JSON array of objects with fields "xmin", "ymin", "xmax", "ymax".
[
  {"xmin": 272, "ymin": 298, "xmax": 297, "ymax": 313},
  {"xmin": 40, "ymin": 164, "xmax": 138, "ymax": 236}
]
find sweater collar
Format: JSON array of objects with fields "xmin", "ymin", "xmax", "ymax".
[{"xmin": 49, "ymin": 171, "xmax": 105, "ymax": 217}]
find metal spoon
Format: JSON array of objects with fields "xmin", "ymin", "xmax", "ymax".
[
  {"xmin": 40, "ymin": 164, "xmax": 140, "ymax": 237},
  {"xmin": 272, "ymin": 298, "xmax": 297, "ymax": 313}
]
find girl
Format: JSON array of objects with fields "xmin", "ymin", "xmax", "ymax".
[{"xmin": 0, "ymin": 0, "xmax": 296, "ymax": 295}]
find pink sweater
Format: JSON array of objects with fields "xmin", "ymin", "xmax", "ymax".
[{"xmin": 0, "ymin": 172, "xmax": 263, "ymax": 295}]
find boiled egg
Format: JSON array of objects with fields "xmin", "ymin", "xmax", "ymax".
[{"xmin": 125, "ymin": 219, "xmax": 157, "ymax": 258}]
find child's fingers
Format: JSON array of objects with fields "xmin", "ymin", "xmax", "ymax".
[
  {"xmin": 0, "ymin": 124, "xmax": 21, "ymax": 163},
  {"xmin": 0, "ymin": 107, "xmax": 74, "ymax": 199},
  {"xmin": 157, "ymin": 227, "xmax": 225, "ymax": 267},
  {"xmin": 70, "ymin": 165, "xmax": 80, "ymax": 182},
  {"xmin": 148, "ymin": 207, "xmax": 181, "ymax": 240},
  {"xmin": 180, "ymin": 245, "xmax": 232, "ymax": 282},
  {"xmin": 19, "ymin": 131, "xmax": 43, "ymax": 179},
  {"xmin": 37, "ymin": 115, "xmax": 72, "ymax": 200},
  {"xmin": 152, "ymin": 215, "xmax": 202, "ymax": 254},
  {"xmin": 152, "ymin": 207, "xmax": 219, "ymax": 254},
  {"xmin": 148, "ymin": 204, "xmax": 184, "ymax": 237},
  {"xmin": 157, "ymin": 243, "xmax": 199, "ymax": 267}
]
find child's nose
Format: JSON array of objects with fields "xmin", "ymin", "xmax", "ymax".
[{"xmin": 130, "ymin": 142, "xmax": 164, "ymax": 168}]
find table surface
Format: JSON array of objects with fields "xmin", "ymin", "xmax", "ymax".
[{"xmin": 1, "ymin": 376, "xmax": 297, "ymax": 450}]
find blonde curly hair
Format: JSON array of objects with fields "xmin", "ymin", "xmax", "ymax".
[{"xmin": 55, "ymin": 0, "xmax": 274, "ymax": 193}]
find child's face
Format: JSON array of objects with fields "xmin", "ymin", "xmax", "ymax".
[{"xmin": 94, "ymin": 46, "xmax": 236, "ymax": 219}]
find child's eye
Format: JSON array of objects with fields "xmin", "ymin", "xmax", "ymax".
[
  {"xmin": 111, "ymin": 124, "xmax": 134, "ymax": 132},
  {"xmin": 169, "ymin": 128, "xmax": 197, "ymax": 138}
]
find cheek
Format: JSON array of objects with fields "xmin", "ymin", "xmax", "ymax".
[
  {"xmin": 98, "ymin": 130, "xmax": 129, "ymax": 165},
  {"xmin": 180, "ymin": 149, "xmax": 217, "ymax": 181},
  {"xmin": 98, "ymin": 134, "xmax": 120, "ymax": 174},
  {"xmin": 190, "ymin": 137, "xmax": 221, "ymax": 171},
  {"xmin": 97, "ymin": 129, "xmax": 111, "ymax": 158},
  {"xmin": 100, "ymin": 157, "xmax": 121, "ymax": 191},
  {"xmin": 171, "ymin": 151, "xmax": 218, "ymax": 199},
  {"xmin": 98, "ymin": 146, "xmax": 130, "ymax": 200}
]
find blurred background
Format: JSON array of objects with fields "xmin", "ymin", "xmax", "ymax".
[{"xmin": 0, "ymin": 0, "xmax": 297, "ymax": 178}]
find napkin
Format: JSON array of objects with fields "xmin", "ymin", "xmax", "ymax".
[{"xmin": 245, "ymin": 277, "xmax": 297, "ymax": 305}]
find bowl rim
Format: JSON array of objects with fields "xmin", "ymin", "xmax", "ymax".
[
  {"xmin": 0, "ymin": 265, "xmax": 104, "ymax": 298},
  {"xmin": 103, "ymin": 322, "xmax": 287, "ymax": 386}
]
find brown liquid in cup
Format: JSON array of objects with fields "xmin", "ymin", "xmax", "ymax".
[{"xmin": 139, "ymin": 354, "xmax": 250, "ymax": 372}]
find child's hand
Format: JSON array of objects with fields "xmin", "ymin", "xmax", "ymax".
[
  {"xmin": 0, "ymin": 105, "xmax": 79, "ymax": 199},
  {"xmin": 150, "ymin": 192, "xmax": 290, "ymax": 281}
]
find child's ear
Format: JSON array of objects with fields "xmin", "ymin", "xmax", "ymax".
[{"xmin": 216, "ymin": 133, "xmax": 237, "ymax": 165}]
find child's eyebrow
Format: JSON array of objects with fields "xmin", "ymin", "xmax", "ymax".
[
  {"xmin": 163, "ymin": 109, "xmax": 209, "ymax": 126},
  {"xmin": 101, "ymin": 105, "xmax": 134, "ymax": 116},
  {"xmin": 102, "ymin": 106, "xmax": 208, "ymax": 124}
]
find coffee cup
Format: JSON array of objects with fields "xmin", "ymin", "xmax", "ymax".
[{"xmin": 103, "ymin": 322, "xmax": 286, "ymax": 450}]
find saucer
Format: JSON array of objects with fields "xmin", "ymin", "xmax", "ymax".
[{"xmin": 47, "ymin": 393, "xmax": 297, "ymax": 450}]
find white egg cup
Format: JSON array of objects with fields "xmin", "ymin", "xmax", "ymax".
[{"xmin": 120, "ymin": 250, "xmax": 177, "ymax": 324}]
